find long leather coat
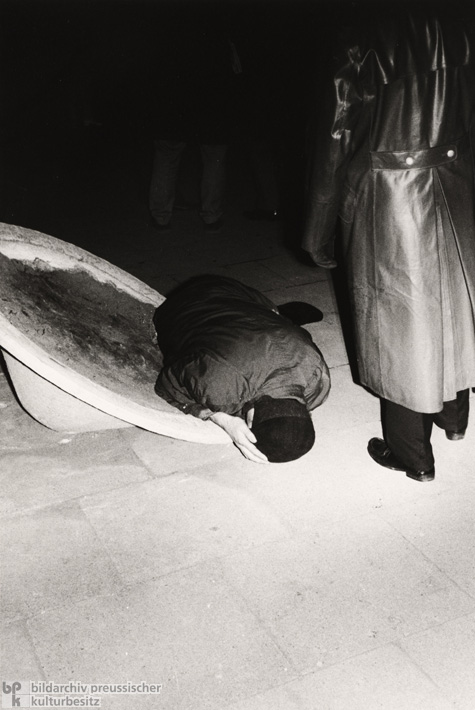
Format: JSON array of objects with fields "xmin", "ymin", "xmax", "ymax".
[
  {"xmin": 303, "ymin": 9, "xmax": 475, "ymax": 413},
  {"xmin": 154, "ymin": 275, "xmax": 330, "ymax": 417}
]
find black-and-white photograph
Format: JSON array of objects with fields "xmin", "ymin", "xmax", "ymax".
[{"xmin": 1, "ymin": 0, "xmax": 475, "ymax": 707}]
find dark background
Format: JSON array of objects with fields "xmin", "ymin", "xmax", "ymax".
[
  {"xmin": 0, "ymin": 0, "xmax": 341, "ymax": 240},
  {"xmin": 0, "ymin": 0, "xmax": 442, "ymax": 245}
]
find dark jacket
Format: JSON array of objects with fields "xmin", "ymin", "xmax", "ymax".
[
  {"xmin": 303, "ymin": 7, "xmax": 475, "ymax": 412},
  {"xmin": 154, "ymin": 276, "xmax": 330, "ymax": 417}
]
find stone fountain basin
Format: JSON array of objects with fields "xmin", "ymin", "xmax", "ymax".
[{"xmin": 0, "ymin": 223, "xmax": 229, "ymax": 444}]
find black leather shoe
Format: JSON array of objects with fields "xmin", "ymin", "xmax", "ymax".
[
  {"xmin": 406, "ymin": 468, "xmax": 436, "ymax": 482},
  {"xmin": 445, "ymin": 429, "xmax": 466, "ymax": 441},
  {"xmin": 367, "ymin": 438, "xmax": 435, "ymax": 482},
  {"xmin": 367, "ymin": 437, "xmax": 405, "ymax": 470}
]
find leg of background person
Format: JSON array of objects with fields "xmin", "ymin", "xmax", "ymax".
[
  {"xmin": 199, "ymin": 143, "xmax": 227, "ymax": 225},
  {"xmin": 433, "ymin": 389, "xmax": 470, "ymax": 434},
  {"xmin": 149, "ymin": 139, "xmax": 186, "ymax": 226},
  {"xmin": 382, "ymin": 399, "xmax": 435, "ymax": 471}
]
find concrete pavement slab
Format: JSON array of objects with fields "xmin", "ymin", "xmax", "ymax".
[
  {"xmin": 121, "ymin": 428, "xmax": 234, "ymax": 478},
  {"xmin": 377, "ymin": 484, "xmax": 475, "ymax": 598},
  {"xmin": 0, "ymin": 430, "xmax": 151, "ymax": 516},
  {"xmin": 1, "ymin": 620, "xmax": 45, "ymax": 679},
  {"xmin": 0, "ymin": 369, "xmax": 65, "ymax": 450},
  {"xmin": 80, "ymin": 474, "xmax": 290, "ymax": 585},
  {"xmin": 27, "ymin": 562, "xmax": 293, "ymax": 710},
  {"xmin": 307, "ymin": 318, "xmax": 349, "ymax": 369},
  {"xmin": 399, "ymin": 612, "xmax": 475, "ymax": 710},
  {"xmin": 224, "ymin": 643, "xmax": 456, "ymax": 710},
  {"xmin": 187, "ymin": 226, "xmax": 283, "ymax": 266},
  {"xmin": 311, "ymin": 364, "xmax": 380, "ymax": 435},
  {"xmin": 218, "ymin": 261, "xmax": 289, "ymax": 292},
  {"xmin": 258, "ymin": 253, "xmax": 330, "ymax": 285},
  {"xmin": 0, "ymin": 502, "xmax": 123, "ymax": 622},
  {"xmin": 424, "ymin": 415, "xmax": 475, "ymax": 487},
  {"xmin": 218, "ymin": 514, "xmax": 475, "ymax": 673},
  {"xmin": 188, "ymin": 420, "xmax": 446, "ymax": 534},
  {"xmin": 144, "ymin": 224, "xmax": 282, "ymax": 279}
]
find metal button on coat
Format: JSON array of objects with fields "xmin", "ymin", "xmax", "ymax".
[
  {"xmin": 405, "ymin": 156, "xmax": 415, "ymax": 165},
  {"xmin": 447, "ymin": 149, "xmax": 455, "ymax": 157}
]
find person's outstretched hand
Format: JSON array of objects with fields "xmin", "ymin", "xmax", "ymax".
[{"xmin": 210, "ymin": 411, "xmax": 268, "ymax": 463}]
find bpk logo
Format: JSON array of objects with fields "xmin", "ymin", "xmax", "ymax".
[{"xmin": 1, "ymin": 682, "xmax": 31, "ymax": 708}]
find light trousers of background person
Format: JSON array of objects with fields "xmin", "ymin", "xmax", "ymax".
[
  {"xmin": 382, "ymin": 389, "xmax": 470, "ymax": 471},
  {"xmin": 149, "ymin": 139, "xmax": 227, "ymax": 227}
]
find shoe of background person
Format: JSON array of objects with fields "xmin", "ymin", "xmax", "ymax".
[
  {"xmin": 204, "ymin": 219, "xmax": 223, "ymax": 233},
  {"xmin": 445, "ymin": 429, "xmax": 466, "ymax": 440},
  {"xmin": 296, "ymin": 247, "xmax": 338, "ymax": 270},
  {"xmin": 151, "ymin": 220, "xmax": 172, "ymax": 232},
  {"xmin": 367, "ymin": 437, "xmax": 435, "ymax": 482},
  {"xmin": 314, "ymin": 256, "xmax": 338, "ymax": 269},
  {"xmin": 309, "ymin": 246, "xmax": 338, "ymax": 269},
  {"xmin": 243, "ymin": 209, "xmax": 280, "ymax": 221}
]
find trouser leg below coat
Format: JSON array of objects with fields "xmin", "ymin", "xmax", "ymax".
[{"xmin": 382, "ymin": 389, "xmax": 469, "ymax": 471}]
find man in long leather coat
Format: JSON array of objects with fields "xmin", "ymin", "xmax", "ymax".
[
  {"xmin": 153, "ymin": 275, "xmax": 330, "ymax": 463},
  {"xmin": 303, "ymin": 4, "xmax": 475, "ymax": 481}
]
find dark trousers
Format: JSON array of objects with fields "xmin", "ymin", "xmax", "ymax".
[
  {"xmin": 382, "ymin": 389, "xmax": 470, "ymax": 471},
  {"xmin": 149, "ymin": 139, "xmax": 227, "ymax": 226}
]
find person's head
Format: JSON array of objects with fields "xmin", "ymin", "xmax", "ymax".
[{"xmin": 251, "ymin": 396, "xmax": 315, "ymax": 463}]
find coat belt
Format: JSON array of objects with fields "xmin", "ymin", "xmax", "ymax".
[{"xmin": 370, "ymin": 134, "xmax": 469, "ymax": 170}]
